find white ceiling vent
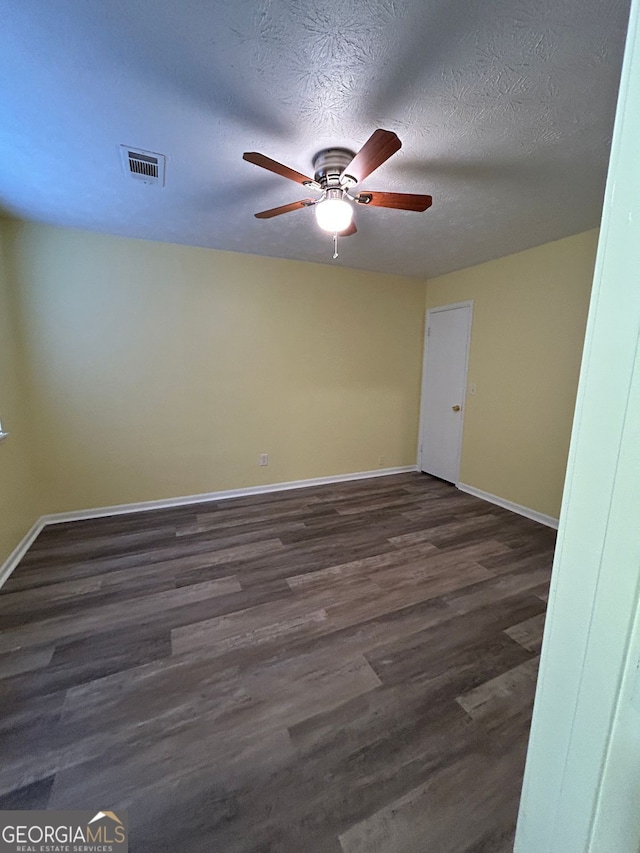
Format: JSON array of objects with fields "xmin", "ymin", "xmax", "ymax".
[{"xmin": 120, "ymin": 146, "xmax": 165, "ymax": 186}]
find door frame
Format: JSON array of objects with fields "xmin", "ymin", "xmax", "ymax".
[
  {"xmin": 515, "ymin": 0, "xmax": 640, "ymax": 847},
  {"xmin": 417, "ymin": 300, "xmax": 473, "ymax": 483}
]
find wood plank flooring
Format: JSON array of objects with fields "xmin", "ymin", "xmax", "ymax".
[{"xmin": 0, "ymin": 473, "xmax": 555, "ymax": 851}]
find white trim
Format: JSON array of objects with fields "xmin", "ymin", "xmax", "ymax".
[
  {"xmin": 457, "ymin": 482, "xmax": 559, "ymax": 529},
  {"xmin": 417, "ymin": 300, "xmax": 473, "ymax": 480},
  {"xmin": 516, "ymin": 3, "xmax": 640, "ymax": 847},
  {"xmin": 0, "ymin": 432, "xmax": 9, "ymax": 443},
  {"xmin": 0, "ymin": 466, "xmax": 417, "ymax": 587},
  {"xmin": 39, "ymin": 466, "xmax": 418, "ymax": 526},
  {"xmin": 0, "ymin": 519, "xmax": 46, "ymax": 589},
  {"xmin": 425, "ymin": 300, "xmax": 474, "ymax": 313}
]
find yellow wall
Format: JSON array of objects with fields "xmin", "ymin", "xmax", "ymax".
[
  {"xmin": 425, "ymin": 229, "xmax": 598, "ymax": 518},
  {"xmin": 0, "ymin": 220, "xmax": 41, "ymax": 565},
  {"xmin": 1, "ymin": 219, "xmax": 597, "ymax": 564},
  {"xmin": 7, "ymin": 222, "xmax": 426, "ymax": 514}
]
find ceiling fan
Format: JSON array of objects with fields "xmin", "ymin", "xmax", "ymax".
[{"xmin": 243, "ymin": 129, "xmax": 432, "ymax": 257}]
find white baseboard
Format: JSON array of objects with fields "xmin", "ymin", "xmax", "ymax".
[
  {"xmin": 457, "ymin": 482, "xmax": 559, "ymax": 529},
  {"xmin": 0, "ymin": 466, "xmax": 417, "ymax": 588},
  {"xmin": 40, "ymin": 466, "xmax": 418, "ymax": 526},
  {"xmin": 0, "ymin": 519, "xmax": 46, "ymax": 589}
]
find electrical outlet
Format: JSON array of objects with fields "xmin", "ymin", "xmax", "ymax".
[
  {"xmin": 378, "ymin": 455, "xmax": 385, "ymax": 467},
  {"xmin": 470, "ymin": 382, "xmax": 477, "ymax": 395},
  {"xmin": 259, "ymin": 453, "xmax": 269, "ymax": 467}
]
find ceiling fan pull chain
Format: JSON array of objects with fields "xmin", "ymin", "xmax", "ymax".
[{"xmin": 333, "ymin": 233, "xmax": 339, "ymax": 259}]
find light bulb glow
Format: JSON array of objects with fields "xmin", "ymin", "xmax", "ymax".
[{"xmin": 315, "ymin": 196, "xmax": 353, "ymax": 233}]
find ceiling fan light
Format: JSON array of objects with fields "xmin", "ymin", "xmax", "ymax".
[{"xmin": 315, "ymin": 197, "xmax": 353, "ymax": 233}]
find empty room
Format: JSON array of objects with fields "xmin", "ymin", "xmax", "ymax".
[{"xmin": 1, "ymin": 1, "xmax": 640, "ymax": 851}]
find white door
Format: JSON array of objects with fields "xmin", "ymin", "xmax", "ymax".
[{"xmin": 419, "ymin": 302, "xmax": 472, "ymax": 483}]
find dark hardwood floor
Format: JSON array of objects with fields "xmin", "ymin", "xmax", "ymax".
[{"xmin": 0, "ymin": 473, "xmax": 555, "ymax": 851}]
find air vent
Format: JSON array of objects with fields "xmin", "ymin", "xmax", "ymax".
[{"xmin": 120, "ymin": 146, "xmax": 166, "ymax": 186}]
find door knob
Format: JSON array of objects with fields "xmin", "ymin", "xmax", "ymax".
[{"xmin": 452, "ymin": 405, "xmax": 461, "ymax": 412}]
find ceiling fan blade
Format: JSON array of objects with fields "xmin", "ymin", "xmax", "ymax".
[
  {"xmin": 355, "ymin": 191, "xmax": 433, "ymax": 211},
  {"xmin": 340, "ymin": 129, "xmax": 402, "ymax": 185},
  {"xmin": 339, "ymin": 220, "xmax": 357, "ymax": 237},
  {"xmin": 254, "ymin": 199, "xmax": 316, "ymax": 219},
  {"xmin": 243, "ymin": 152, "xmax": 319, "ymax": 188}
]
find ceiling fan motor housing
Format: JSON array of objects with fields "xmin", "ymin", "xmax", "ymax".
[{"xmin": 312, "ymin": 148, "xmax": 356, "ymax": 188}]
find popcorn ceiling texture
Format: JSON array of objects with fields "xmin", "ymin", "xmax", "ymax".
[{"xmin": 0, "ymin": 0, "xmax": 630, "ymax": 277}]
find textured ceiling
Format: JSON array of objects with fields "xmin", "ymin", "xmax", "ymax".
[{"xmin": 0, "ymin": 0, "xmax": 631, "ymax": 278}]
